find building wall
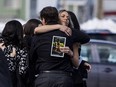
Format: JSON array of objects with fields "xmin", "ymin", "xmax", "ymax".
[
  {"xmin": 57, "ymin": 0, "xmax": 116, "ymax": 23},
  {"xmin": 58, "ymin": 0, "xmax": 87, "ymax": 23},
  {"xmin": 103, "ymin": 0, "xmax": 116, "ymax": 19},
  {"xmin": 0, "ymin": 0, "xmax": 26, "ymax": 22},
  {"xmin": 1, "ymin": 0, "xmax": 116, "ymax": 23}
]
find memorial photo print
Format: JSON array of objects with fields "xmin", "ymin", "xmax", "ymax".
[{"xmin": 51, "ymin": 36, "xmax": 66, "ymax": 57}]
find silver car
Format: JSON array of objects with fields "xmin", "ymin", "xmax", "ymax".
[{"xmin": 80, "ymin": 39, "xmax": 116, "ymax": 87}]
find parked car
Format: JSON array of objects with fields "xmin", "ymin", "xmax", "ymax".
[
  {"xmin": 80, "ymin": 39, "xmax": 116, "ymax": 87},
  {"xmin": 82, "ymin": 29, "xmax": 116, "ymax": 42}
]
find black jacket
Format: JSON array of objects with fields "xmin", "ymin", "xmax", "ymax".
[{"xmin": 0, "ymin": 49, "xmax": 12, "ymax": 87}]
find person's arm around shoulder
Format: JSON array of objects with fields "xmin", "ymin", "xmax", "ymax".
[{"xmin": 34, "ymin": 24, "xmax": 72, "ymax": 36}]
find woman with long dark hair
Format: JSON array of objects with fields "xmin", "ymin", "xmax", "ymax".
[
  {"xmin": 0, "ymin": 20, "xmax": 28, "ymax": 87},
  {"xmin": 68, "ymin": 11, "xmax": 91, "ymax": 87}
]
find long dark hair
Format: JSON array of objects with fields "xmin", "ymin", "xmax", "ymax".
[
  {"xmin": 23, "ymin": 19, "xmax": 42, "ymax": 50},
  {"xmin": 24, "ymin": 19, "xmax": 42, "ymax": 36},
  {"xmin": 67, "ymin": 11, "xmax": 80, "ymax": 30},
  {"xmin": 2, "ymin": 20, "xmax": 24, "ymax": 47},
  {"xmin": 67, "ymin": 11, "xmax": 81, "ymax": 55}
]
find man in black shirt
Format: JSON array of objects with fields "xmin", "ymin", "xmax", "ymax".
[{"xmin": 29, "ymin": 6, "xmax": 89, "ymax": 87}]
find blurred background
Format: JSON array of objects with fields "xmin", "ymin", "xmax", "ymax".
[
  {"xmin": 0, "ymin": 0, "xmax": 116, "ymax": 22},
  {"xmin": 0, "ymin": 0, "xmax": 116, "ymax": 32}
]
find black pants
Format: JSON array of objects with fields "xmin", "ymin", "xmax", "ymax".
[
  {"xmin": 34, "ymin": 71, "xmax": 73, "ymax": 87},
  {"xmin": 74, "ymin": 81, "xmax": 87, "ymax": 87}
]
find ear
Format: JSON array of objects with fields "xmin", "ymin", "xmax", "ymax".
[{"xmin": 41, "ymin": 18, "xmax": 46, "ymax": 25}]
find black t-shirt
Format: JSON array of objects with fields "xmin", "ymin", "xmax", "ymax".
[{"xmin": 30, "ymin": 28, "xmax": 90, "ymax": 73}]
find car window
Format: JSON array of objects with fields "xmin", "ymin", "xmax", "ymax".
[
  {"xmin": 88, "ymin": 34, "xmax": 116, "ymax": 42},
  {"xmin": 96, "ymin": 44, "xmax": 116, "ymax": 63},
  {"xmin": 80, "ymin": 44, "xmax": 93, "ymax": 62}
]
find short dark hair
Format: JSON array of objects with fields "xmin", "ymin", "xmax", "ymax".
[{"xmin": 40, "ymin": 6, "xmax": 59, "ymax": 24}]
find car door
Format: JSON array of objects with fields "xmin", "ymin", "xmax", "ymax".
[{"xmin": 96, "ymin": 43, "xmax": 116, "ymax": 87}]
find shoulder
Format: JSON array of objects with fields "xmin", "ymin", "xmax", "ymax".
[{"xmin": 72, "ymin": 28, "xmax": 90, "ymax": 44}]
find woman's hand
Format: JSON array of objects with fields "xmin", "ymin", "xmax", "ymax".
[
  {"xmin": 60, "ymin": 46, "xmax": 73, "ymax": 57},
  {"xmin": 84, "ymin": 62, "xmax": 92, "ymax": 72},
  {"xmin": 59, "ymin": 25, "xmax": 72, "ymax": 36}
]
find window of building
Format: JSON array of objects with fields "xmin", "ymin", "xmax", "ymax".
[
  {"xmin": 78, "ymin": 6, "xmax": 85, "ymax": 23},
  {"xmin": 4, "ymin": 0, "xmax": 20, "ymax": 9},
  {"xmin": 68, "ymin": 5, "xmax": 73, "ymax": 11},
  {"xmin": 4, "ymin": 0, "xmax": 13, "ymax": 8}
]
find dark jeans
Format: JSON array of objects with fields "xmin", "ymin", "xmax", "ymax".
[
  {"xmin": 34, "ymin": 71, "xmax": 73, "ymax": 87},
  {"xmin": 74, "ymin": 80, "xmax": 87, "ymax": 87}
]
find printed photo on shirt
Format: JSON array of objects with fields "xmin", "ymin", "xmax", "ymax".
[{"xmin": 51, "ymin": 36, "xmax": 66, "ymax": 57}]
